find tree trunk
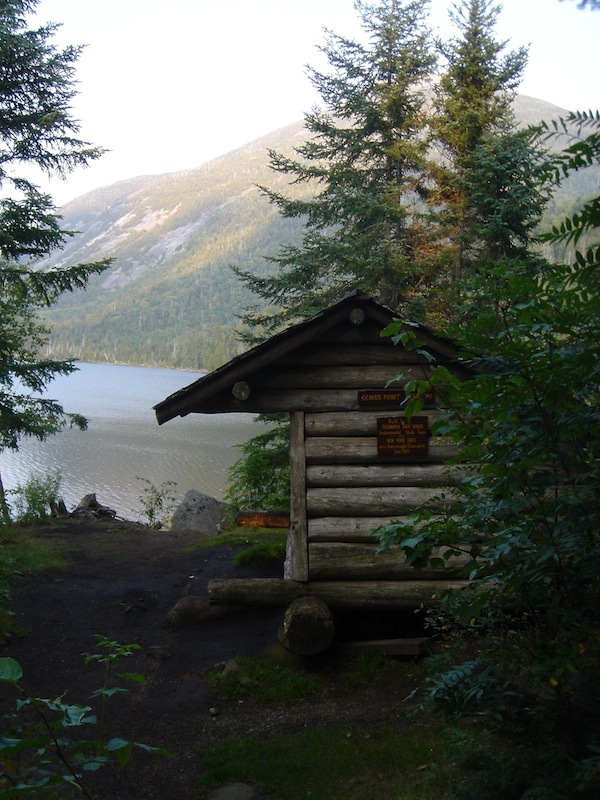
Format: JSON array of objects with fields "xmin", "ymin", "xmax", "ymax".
[{"xmin": 0, "ymin": 466, "xmax": 11, "ymax": 524}]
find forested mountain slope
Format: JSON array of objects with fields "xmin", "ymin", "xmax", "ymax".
[
  {"xmin": 44, "ymin": 121, "xmax": 308, "ymax": 370},
  {"xmin": 43, "ymin": 96, "xmax": 590, "ymax": 370}
]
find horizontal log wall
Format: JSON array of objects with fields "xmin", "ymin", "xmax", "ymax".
[
  {"xmin": 305, "ymin": 437, "xmax": 455, "ymax": 464},
  {"xmin": 246, "ymin": 316, "xmax": 464, "ymax": 588},
  {"xmin": 302, "ymin": 403, "xmax": 460, "ymax": 581},
  {"xmin": 306, "ymin": 486, "xmax": 451, "ymax": 516},
  {"xmin": 308, "ymin": 543, "xmax": 469, "ymax": 580},
  {"xmin": 307, "ymin": 515, "xmax": 458, "ymax": 543},
  {"xmin": 306, "ymin": 463, "xmax": 457, "ymax": 487}
]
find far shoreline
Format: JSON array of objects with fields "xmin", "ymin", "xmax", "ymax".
[{"xmin": 72, "ymin": 360, "xmax": 207, "ymax": 376}]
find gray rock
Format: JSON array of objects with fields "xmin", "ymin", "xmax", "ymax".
[
  {"xmin": 170, "ymin": 489, "xmax": 227, "ymax": 534},
  {"xmin": 205, "ymin": 784, "xmax": 258, "ymax": 800}
]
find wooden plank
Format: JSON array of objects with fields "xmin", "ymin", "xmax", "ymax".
[
  {"xmin": 305, "ymin": 411, "xmax": 445, "ymax": 436},
  {"xmin": 305, "ymin": 436, "xmax": 456, "ymax": 464},
  {"xmin": 306, "ymin": 463, "xmax": 464, "ymax": 488},
  {"xmin": 307, "ymin": 515, "xmax": 458, "ymax": 542},
  {"xmin": 308, "ymin": 516, "xmax": 396, "ymax": 542},
  {"xmin": 208, "ymin": 578, "xmax": 470, "ymax": 608},
  {"xmin": 259, "ymin": 365, "xmax": 431, "ymax": 390},
  {"xmin": 278, "ymin": 344, "xmax": 431, "ymax": 368},
  {"xmin": 190, "ymin": 389, "xmax": 394, "ymax": 414},
  {"xmin": 336, "ymin": 638, "xmax": 433, "ymax": 656},
  {"xmin": 287, "ymin": 411, "xmax": 308, "ymax": 580},
  {"xmin": 308, "ymin": 542, "xmax": 470, "ymax": 580},
  {"xmin": 306, "ymin": 486, "xmax": 453, "ymax": 516},
  {"xmin": 237, "ymin": 510, "xmax": 290, "ymax": 528}
]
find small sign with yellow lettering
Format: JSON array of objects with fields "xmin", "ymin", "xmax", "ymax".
[
  {"xmin": 358, "ymin": 389, "xmax": 435, "ymax": 408},
  {"xmin": 377, "ymin": 416, "xmax": 429, "ymax": 457}
]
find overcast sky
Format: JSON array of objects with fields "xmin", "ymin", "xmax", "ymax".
[{"xmin": 31, "ymin": 0, "xmax": 600, "ymax": 206}]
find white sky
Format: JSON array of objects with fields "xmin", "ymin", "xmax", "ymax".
[{"xmin": 30, "ymin": 0, "xmax": 600, "ymax": 206}]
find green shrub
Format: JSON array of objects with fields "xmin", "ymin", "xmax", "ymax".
[
  {"xmin": 233, "ymin": 538, "xmax": 286, "ymax": 567},
  {"xmin": 225, "ymin": 422, "xmax": 291, "ymax": 522},
  {"xmin": 0, "ymin": 637, "xmax": 169, "ymax": 797},
  {"xmin": 10, "ymin": 471, "xmax": 62, "ymax": 524},
  {"xmin": 136, "ymin": 477, "xmax": 177, "ymax": 528}
]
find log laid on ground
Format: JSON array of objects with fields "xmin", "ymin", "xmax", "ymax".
[
  {"xmin": 336, "ymin": 637, "xmax": 433, "ymax": 656},
  {"xmin": 278, "ymin": 596, "xmax": 335, "ymax": 655},
  {"xmin": 208, "ymin": 578, "xmax": 469, "ymax": 609},
  {"xmin": 236, "ymin": 510, "xmax": 290, "ymax": 528}
]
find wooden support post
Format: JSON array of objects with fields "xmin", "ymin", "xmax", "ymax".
[{"xmin": 287, "ymin": 411, "xmax": 308, "ymax": 580}]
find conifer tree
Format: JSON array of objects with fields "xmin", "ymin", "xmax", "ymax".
[
  {"xmin": 430, "ymin": 0, "xmax": 539, "ymax": 313},
  {"xmin": 0, "ymin": 0, "xmax": 110, "ymax": 522},
  {"xmin": 235, "ymin": 0, "xmax": 437, "ymax": 340}
]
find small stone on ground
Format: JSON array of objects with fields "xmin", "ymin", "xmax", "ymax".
[{"xmin": 205, "ymin": 783, "xmax": 258, "ymax": 800}]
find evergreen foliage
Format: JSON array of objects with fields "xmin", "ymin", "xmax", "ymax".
[
  {"xmin": 427, "ymin": 0, "xmax": 539, "ymax": 323},
  {"xmin": 224, "ymin": 424, "xmax": 291, "ymax": 522},
  {"xmin": 235, "ymin": 0, "xmax": 438, "ymax": 340},
  {"xmin": 379, "ymin": 110, "xmax": 600, "ymax": 799},
  {"xmin": 0, "ymin": 0, "xmax": 110, "ymax": 522},
  {"xmin": 230, "ymin": 0, "xmax": 549, "ymax": 512},
  {"xmin": 32, "ymin": 98, "xmax": 586, "ymax": 373}
]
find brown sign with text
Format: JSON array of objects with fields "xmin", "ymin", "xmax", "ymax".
[{"xmin": 377, "ymin": 416, "xmax": 429, "ymax": 457}]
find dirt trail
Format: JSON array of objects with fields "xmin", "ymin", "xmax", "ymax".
[{"xmin": 0, "ymin": 520, "xmax": 421, "ymax": 799}]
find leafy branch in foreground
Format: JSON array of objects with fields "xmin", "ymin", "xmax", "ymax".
[
  {"xmin": 380, "ymin": 266, "xmax": 599, "ymax": 797},
  {"xmin": 378, "ymin": 112, "xmax": 600, "ymax": 799},
  {"xmin": 0, "ymin": 637, "xmax": 169, "ymax": 797}
]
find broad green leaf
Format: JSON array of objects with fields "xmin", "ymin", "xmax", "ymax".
[
  {"xmin": 0, "ymin": 657, "xmax": 23, "ymax": 684},
  {"xmin": 105, "ymin": 737, "xmax": 133, "ymax": 768}
]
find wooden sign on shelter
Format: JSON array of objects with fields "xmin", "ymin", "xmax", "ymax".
[{"xmin": 154, "ymin": 291, "xmax": 473, "ymax": 612}]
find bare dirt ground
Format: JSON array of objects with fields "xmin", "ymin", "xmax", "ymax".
[{"xmin": 0, "ymin": 519, "xmax": 425, "ymax": 799}]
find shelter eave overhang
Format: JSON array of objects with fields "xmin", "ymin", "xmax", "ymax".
[{"xmin": 153, "ymin": 291, "xmax": 467, "ymax": 425}]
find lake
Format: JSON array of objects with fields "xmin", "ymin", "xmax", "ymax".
[{"xmin": 1, "ymin": 363, "xmax": 264, "ymax": 520}]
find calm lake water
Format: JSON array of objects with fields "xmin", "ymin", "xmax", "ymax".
[{"xmin": 1, "ymin": 363, "xmax": 264, "ymax": 520}]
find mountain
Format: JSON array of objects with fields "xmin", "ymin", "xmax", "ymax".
[
  {"xmin": 43, "ymin": 96, "xmax": 585, "ymax": 371},
  {"xmin": 43, "ymin": 121, "xmax": 310, "ymax": 370}
]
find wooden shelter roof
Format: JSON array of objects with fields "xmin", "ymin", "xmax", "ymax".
[{"xmin": 154, "ymin": 291, "xmax": 465, "ymax": 424}]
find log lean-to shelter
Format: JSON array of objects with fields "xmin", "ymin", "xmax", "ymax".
[{"xmin": 154, "ymin": 291, "xmax": 474, "ymax": 650}]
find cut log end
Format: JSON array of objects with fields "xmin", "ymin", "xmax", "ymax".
[{"xmin": 278, "ymin": 596, "xmax": 335, "ymax": 656}]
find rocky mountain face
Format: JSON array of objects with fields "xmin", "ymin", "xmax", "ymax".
[{"xmin": 43, "ymin": 96, "xmax": 576, "ymax": 371}]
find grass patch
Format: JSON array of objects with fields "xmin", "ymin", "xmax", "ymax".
[
  {"xmin": 2, "ymin": 529, "xmax": 69, "ymax": 574},
  {"xmin": 0, "ymin": 526, "xmax": 70, "ymax": 640},
  {"xmin": 340, "ymin": 649, "xmax": 396, "ymax": 689},
  {"xmin": 209, "ymin": 656, "xmax": 325, "ymax": 704},
  {"xmin": 184, "ymin": 525, "xmax": 287, "ymax": 568},
  {"xmin": 233, "ymin": 539, "xmax": 286, "ymax": 567},
  {"xmin": 183, "ymin": 525, "xmax": 287, "ymax": 552},
  {"xmin": 196, "ymin": 723, "xmax": 456, "ymax": 799}
]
